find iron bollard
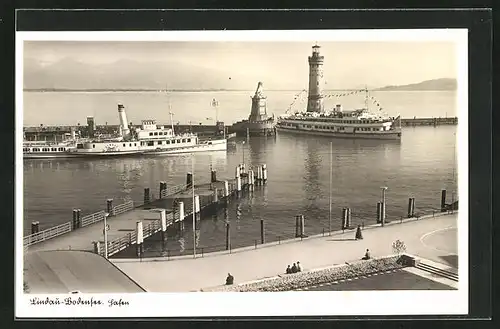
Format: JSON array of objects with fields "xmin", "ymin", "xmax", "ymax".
[
  {"xmin": 254, "ymin": 240, "xmax": 257, "ymax": 249},
  {"xmin": 278, "ymin": 236, "xmax": 281, "ymax": 245}
]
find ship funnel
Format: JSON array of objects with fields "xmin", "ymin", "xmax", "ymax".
[{"xmin": 117, "ymin": 104, "xmax": 130, "ymax": 137}]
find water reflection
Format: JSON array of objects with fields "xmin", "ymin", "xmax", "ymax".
[{"xmin": 303, "ymin": 139, "xmax": 323, "ymax": 212}]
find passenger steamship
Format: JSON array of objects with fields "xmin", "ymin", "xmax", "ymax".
[
  {"xmin": 277, "ymin": 102, "xmax": 402, "ymax": 140},
  {"xmin": 275, "ymin": 44, "xmax": 402, "ymax": 140},
  {"xmin": 23, "ymin": 104, "xmax": 227, "ymax": 158}
]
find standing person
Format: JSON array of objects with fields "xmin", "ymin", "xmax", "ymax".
[
  {"xmin": 286, "ymin": 265, "xmax": 292, "ymax": 274},
  {"xmin": 296, "ymin": 261, "xmax": 302, "ymax": 272},
  {"xmin": 355, "ymin": 224, "xmax": 363, "ymax": 240},
  {"xmin": 226, "ymin": 273, "xmax": 234, "ymax": 285},
  {"xmin": 291, "ymin": 263, "xmax": 298, "ymax": 273}
]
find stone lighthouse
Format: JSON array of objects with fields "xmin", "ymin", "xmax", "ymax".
[
  {"xmin": 248, "ymin": 81, "xmax": 268, "ymax": 121},
  {"xmin": 229, "ymin": 81, "xmax": 276, "ymax": 137},
  {"xmin": 306, "ymin": 44, "xmax": 324, "ymax": 113}
]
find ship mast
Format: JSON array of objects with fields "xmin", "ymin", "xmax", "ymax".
[
  {"xmin": 451, "ymin": 131, "xmax": 457, "ymax": 209},
  {"xmin": 169, "ymin": 109, "xmax": 175, "ymax": 134},
  {"xmin": 166, "ymin": 84, "xmax": 175, "ymax": 134},
  {"xmin": 364, "ymin": 85, "xmax": 369, "ymax": 111}
]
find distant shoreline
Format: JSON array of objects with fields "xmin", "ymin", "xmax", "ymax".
[{"xmin": 23, "ymin": 88, "xmax": 457, "ymax": 93}]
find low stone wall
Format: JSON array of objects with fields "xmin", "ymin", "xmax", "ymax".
[{"xmin": 205, "ymin": 255, "xmax": 406, "ymax": 292}]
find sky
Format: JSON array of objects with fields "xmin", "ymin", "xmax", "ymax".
[{"xmin": 23, "ymin": 40, "xmax": 458, "ymax": 90}]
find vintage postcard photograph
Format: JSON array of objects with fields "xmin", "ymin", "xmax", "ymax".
[{"xmin": 16, "ymin": 29, "xmax": 468, "ymax": 318}]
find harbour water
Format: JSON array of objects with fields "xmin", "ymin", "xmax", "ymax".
[{"xmin": 22, "ymin": 90, "xmax": 458, "ymax": 255}]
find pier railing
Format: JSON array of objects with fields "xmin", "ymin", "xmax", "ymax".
[
  {"xmin": 99, "ymin": 210, "xmax": 177, "ymax": 257},
  {"xmin": 23, "ymin": 165, "xmax": 255, "ymax": 250},
  {"xmin": 159, "ymin": 183, "xmax": 188, "ymax": 199},
  {"xmin": 112, "ymin": 201, "xmax": 134, "ymax": 216},
  {"xmin": 131, "ymin": 205, "xmax": 457, "ymax": 259},
  {"xmin": 80, "ymin": 210, "xmax": 106, "ymax": 228},
  {"xmin": 23, "ymin": 221, "xmax": 72, "ymax": 247}
]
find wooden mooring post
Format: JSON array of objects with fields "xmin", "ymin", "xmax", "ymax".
[
  {"xmin": 295, "ymin": 214, "xmax": 305, "ymax": 238},
  {"xmin": 106, "ymin": 199, "xmax": 113, "ymax": 215},
  {"xmin": 225, "ymin": 222, "xmax": 231, "ymax": 251},
  {"xmin": 160, "ymin": 209, "xmax": 167, "ymax": 249},
  {"xmin": 441, "ymin": 189, "xmax": 447, "ymax": 212},
  {"xmin": 136, "ymin": 221, "xmax": 144, "ymax": 257},
  {"xmin": 260, "ymin": 219, "xmax": 265, "ymax": 244},
  {"xmin": 407, "ymin": 197, "xmax": 416, "ymax": 218}
]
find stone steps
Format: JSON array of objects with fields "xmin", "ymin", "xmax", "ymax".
[{"xmin": 416, "ymin": 262, "xmax": 458, "ymax": 282}]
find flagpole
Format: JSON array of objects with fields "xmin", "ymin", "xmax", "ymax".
[
  {"xmin": 329, "ymin": 141, "xmax": 332, "ymax": 236},
  {"xmin": 192, "ymin": 154, "xmax": 196, "ymax": 258}
]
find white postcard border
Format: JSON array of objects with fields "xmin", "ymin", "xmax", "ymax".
[{"xmin": 16, "ymin": 29, "xmax": 469, "ymax": 318}]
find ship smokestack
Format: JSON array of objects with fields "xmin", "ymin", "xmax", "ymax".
[{"xmin": 117, "ymin": 104, "xmax": 130, "ymax": 137}]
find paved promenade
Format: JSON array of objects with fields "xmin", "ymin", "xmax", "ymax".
[
  {"xmin": 113, "ymin": 213, "xmax": 458, "ymax": 292},
  {"xmin": 24, "ymin": 250, "xmax": 145, "ymax": 293}
]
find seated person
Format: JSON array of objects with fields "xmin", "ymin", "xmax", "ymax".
[
  {"xmin": 286, "ymin": 265, "xmax": 292, "ymax": 274},
  {"xmin": 291, "ymin": 263, "xmax": 298, "ymax": 273},
  {"xmin": 226, "ymin": 273, "xmax": 234, "ymax": 285},
  {"xmin": 362, "ymin": 249, "xmax": 371, "ymax": 260}
]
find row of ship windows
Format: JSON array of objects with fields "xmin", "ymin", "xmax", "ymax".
[
  {"xmin": 90, "ymin": 138, "xmax": 192, "ymax": 148},
  {"xmin": 148, "ymin": 132, "xmax": 170, "ymax": 136},
  {"xmin": 284, "ymin": 123, "xmax": 381, "ymax": 131},
  {"xmin": 23, "ymin": 147, "xmax": 65, "ymax": 152},
  {"xmin": 293, "ymin": 119, "xmax": 374, "ymax": 124}
]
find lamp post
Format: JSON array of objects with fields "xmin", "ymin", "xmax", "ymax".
[
  {"xmin": 242, "ymin": 141, "xmax": 246, "ymax": 165},
  {"xmin": 212, "ymin": 98, "xmax": 219, "ymax": 123},
  {"xmin": 451, "ymin": 131, "xmax": 456, "ymax": 213},
  {"xmin": 380, "ymin": 186, "xmax": 388, "ymax": 225},
  {"xmin": 192, "ymin": 155, "xmax": 196, "ymax": 258},
  {"xmin": 329, "ymin": 142, "xmax": 332, "ymax": 236},
  {"xmin": 103, "ymin": 212, "xmax": 109, "ymax": 259}
]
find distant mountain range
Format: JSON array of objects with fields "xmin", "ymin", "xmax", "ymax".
[
  {"xmin": 23, "ymin": 57, "xmax": 282, "ymax": 91},
  {"xmin": 374, "ymin": 78, "xmax": 457, "ymax": 91},
  {"xmin": 23, "ymin": 57, "xmax": 457, "ymax": 92}
]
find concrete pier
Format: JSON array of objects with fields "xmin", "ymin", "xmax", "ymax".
[{"xmin": 24, "ymin": 164, "xmax": 263, "ymax": 258}]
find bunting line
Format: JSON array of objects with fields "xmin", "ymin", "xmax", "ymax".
[{"xmin": 286, "ymin": 88, "xmax": 387, "ymax": 114}]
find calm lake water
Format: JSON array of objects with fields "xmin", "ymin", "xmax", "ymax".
[{"xmin": 22, "ymin": 91, "xmax": 458, "ymax": 255}]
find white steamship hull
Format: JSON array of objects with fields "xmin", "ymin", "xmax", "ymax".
[
  {"xmin": 23, "ymin": 152, "xmax": 83, "ymax": 159},
  {"xmin": 143, "ymin": 139, "xmax": 227, "ymax": 155},
  {"xmin": 68, "ymin": 150, "xmax": 144, "ymax": 157},
  {"xmin": 276, "ymin": 125, "xmax": 402, "ymax": 140}
]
